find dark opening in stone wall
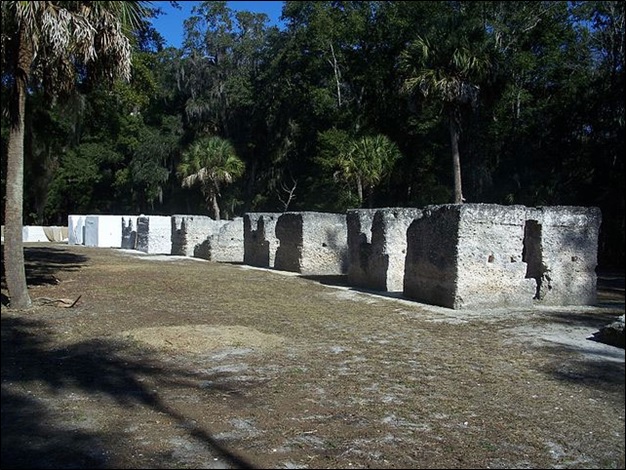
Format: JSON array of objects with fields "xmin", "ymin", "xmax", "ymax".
[{"xmin": 523, "ymin": 220, "xmax": 547, "ymax": 300}]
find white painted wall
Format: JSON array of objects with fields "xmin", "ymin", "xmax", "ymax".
[{"xmin": 84, "ymin": 215, "xmax": 132, "ymax": 248}]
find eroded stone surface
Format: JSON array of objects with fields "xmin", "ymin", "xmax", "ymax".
[
  {"xmin": 244, "ymin": 213, "xmax": 280, "ymax": 268},
  {"xmin": 404, "ymin": 204, "xmax": 601, "ymax": 309},
  {"xmin": 274, "ymin": 211, "xmax": 348, "ymax": 275}
]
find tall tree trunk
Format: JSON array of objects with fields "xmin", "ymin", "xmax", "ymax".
[
  {"xmin": 356, "ymin": 177, "xmax": 364, "ymax": 206},
  {"xmin": 212, "ymin": 195, "xmax": 221, "ymax": 221},
  {"xmin": 329, "ymin": 42, "xmax": 342, "ymax": 107},
  {"xmin": 207, "ymin": 185, "xmax": 221, "ymax": 221},
  {"xmin": 449, "ymin": 109, "xmax": 464, "ymax": 204},
  {"xmin": 4, "ymin": 30, "xmax": 33, "ymax": 309}
]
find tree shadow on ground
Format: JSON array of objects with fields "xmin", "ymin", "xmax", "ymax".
[
  {"xmin": 1, "ymin": 315, "xmax": 258, "ymax": 469},
  {"xmin": 22, "ymin": 246, "xmax": 89, "ymax": 286},
  {"xmin": 541, "ymin": 308, "xmax": 625, "ymax": 351},
  {"xmin": 1, "ymin": 387, "xmax": 121, "ymax": 469},
  {"xmin": 1, "ymin": 246, "xmax": 89, "ymax": 298},
  {"xmin": 536, "ymin": 342, "xmax": 625, "ymax": 393},
  {"xmin": 526, "ymin": 309, "xmax": 625, "ymax": 395},
  {"xmin": 538, "ymin": 309, "xmax": 623, "ymax": 330},
  {"xmin": 299, "ymin": 274, "xmax": 349, "ymax": 287}
]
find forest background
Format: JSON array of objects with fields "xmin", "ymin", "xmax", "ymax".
[{"xmin": 1, "ymin": 0, "xmax": 624, "ymax": 268}]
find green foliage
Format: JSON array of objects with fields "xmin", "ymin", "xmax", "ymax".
[
  {"xmin": 45, "ymin": 143, "xmax": 111, "ymax": 216},
  {"xmin": 3, "ymin": 0, "xmax": 622, "ymax": 266},
  {"xmin": 317, "ymin": 129, "xmax": 403, "ymax": 207},
  {"xmin": 177, "ymin": 134, "xmax": 245, "ymax": 219},
  {"xmin": 113, "ymin": 52, "xmax": 160, "ymax": 112}
]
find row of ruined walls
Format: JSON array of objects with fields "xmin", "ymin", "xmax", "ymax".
[
  {"xmin": 245, "ymin": 204, "xmax": 601, "ymax": 309},
  {"xmin": 68, "ymin": 203, "xmax": 602, "ymax": 310}
]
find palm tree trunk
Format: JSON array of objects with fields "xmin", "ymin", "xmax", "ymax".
[
  {"xmin": 207, "ymin": 186, "xmax": 221, "ymax": 221},
  {"xmin": 212, "ymin": 196, "xmax": 221, "ymax": 221},
  {"xmin": 449, "ymin": 110, "xmax": 464, "ymax": 204},
  {"xmin": 4, "ymin": 30, "xmax": 33, "ymax": 309}
]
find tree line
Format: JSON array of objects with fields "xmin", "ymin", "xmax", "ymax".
[{"xmin": 2, "ymin": 2, "xmax": 624, "ymax": 287}]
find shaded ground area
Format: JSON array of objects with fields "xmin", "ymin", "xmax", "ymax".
[{"xmin": 2, "ymin": 243, "xmax": 624, "ymax": 469}]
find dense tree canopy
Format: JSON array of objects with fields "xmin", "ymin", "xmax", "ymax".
[{"xmin": 2, "ymin": 1, "xmax": 624, "ymax": 269}]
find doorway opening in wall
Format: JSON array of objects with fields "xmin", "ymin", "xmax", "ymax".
[{"xmin": 522, "ymin": 220, "xmax": 549, "ymax": 300}]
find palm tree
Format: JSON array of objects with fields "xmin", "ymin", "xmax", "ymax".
[
  {"xmin": 1, "ymin": 1, "xmax": 145, "ymax": 309},
  {"xmin": 177, "ymin": 135, "xmax": 245, "ymax": 220},
  {"xmin": 400, "ymin": 16, "xmax": 490, "ymax": 204},
  {"xmin": 318, "ymin": 130, "xmax": 402, "ymax": 207},
  {"xmin": 341, "ymin": 135, "xmax": 403, "ymax": 207}
]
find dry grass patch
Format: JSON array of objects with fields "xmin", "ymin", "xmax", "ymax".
[{"xmin": 1, "ymin": 243, "xmax": 624, "ymax": 470}]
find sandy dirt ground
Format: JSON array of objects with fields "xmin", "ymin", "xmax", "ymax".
[{"xmin": 1, "ymin": 243, "xmax": 624, "ymax": 469}]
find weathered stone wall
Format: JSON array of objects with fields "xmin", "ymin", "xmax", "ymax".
[
  {"xmin": 404, "ymin": 205, "xmax": 464, "ymax": 308},
  {"xmin": 275, "ymin": 212, "xmax": 348, "ymax": 275},
  {"xmin": 43, "ymin": 226, "xmax": 68, "ymax": 242},
  {"xmin": 22, "ymin": 226, "xmax": 67, "ymax": 242},
  {"xmin": 404, "ymin": 203, "xmax": 601, "ymax": 309},
  {"xmin": 68, "ymin": 215, "xmax": 86, "ymax": 245},
  {"xmin": 68, "ymin": 204, "xmax": 603, "ymax": 310},
  {"xmin": 136, "ymin": 216, "xmax": 172, "ymax": 255},
  {"xmin": 22, "ymin": 226, "xmax": 49, "ymax": 242},
  {"xmin": 525, "ymin": 206, "xmax": 601, "ymax": 306},
  {"xmin": 194, "ymin": 217, "xmax": 244, "ymax": 262},
  {"xmin": 346, "ymin": 209, "xmax": 379, "ymax": 288},
  {"xmin": 274, "ymin": 213, "xmax": 303, "ymax": 273},
  {"xmin": 347, "ymin": 208, "xmax": 422, "ymax": 291},
  {"xmin": 243, "ymin": 212, "xmax": 280, "ymax": 268},
  {"xmin": 170, "ymin": 215, "xmax": 228, "ymax": 257},
  {"xmin": 371, "ymin": 208, "xmax": 423, "ymax": 292},
  {"xmin": 455, "ymin": 204, "xmax": 536, "ymax": 309},
  {"xmin": 121, "ymin": 216, "xmax": 138, "ymax": 249}
]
